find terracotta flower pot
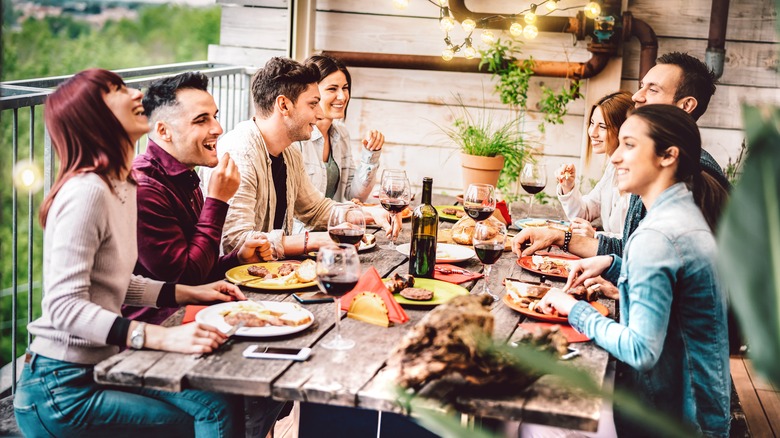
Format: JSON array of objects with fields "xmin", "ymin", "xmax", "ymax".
[{"xmin": 460, "ymin": 153, "xmax": 505, "ymax": 196}]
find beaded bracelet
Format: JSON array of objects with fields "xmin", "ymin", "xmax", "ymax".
[
  {"xmin": 563, "ymin": 230, "xmax": 572, "ymax": 253},
  {"xmin": 302, "ymin": 230, "xmax": 310, "ymax": 255}
]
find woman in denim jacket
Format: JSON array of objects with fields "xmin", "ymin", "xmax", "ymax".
[{"xmin": 539, "ymin": 105, "xmax": 730, "ymax": 437}]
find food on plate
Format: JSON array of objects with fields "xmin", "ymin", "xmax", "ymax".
[
  {"xmin": 277, "ymin": 263, "xmax": 296, "ymax": 277},
  {"xmin": 441, "ymin": 207, "xmax": 465, "ymax": 218},
  {"xmin": 247, "ymin": 265, "xmax": 275, "ymax": 278},
  {"xmin": 504, "ymin": 280, "xmax": 558, "ymax": 315},
  {"xmin": 522, "ymin": 220, "xmax": 547, "ymax": 227},
  {"xmin": 361, "ymin": 234, "xmax": 376, "ymax": 245},
  {"xmin": 294, "ymin": 259, "xmax": 317, "ymax": 283},
  {"xmin": 220, "ymin": 301, "xmax": 310, "ymax": 327},
  {"xmin": 566, "ymin": 284, "xmax": 600, "ymax": 301},
  {"xmin": 399, "ymin": 287, "xmax": 434, "ymax": 301},
  {"xmin": 531, "ymin": 255, "xmax": 569, "ymax": 276},
  {"xmin": 384, "ymin": 273, "xmax": 415, "ymax": 294},
  {"xmin": 451, "ymin": 217, "xmax": 476, "ymax": 245},
  {"xmin": 436, "ymin": 249, "xmax": 452, "ymax": 259}
]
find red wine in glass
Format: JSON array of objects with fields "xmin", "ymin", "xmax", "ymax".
[
  {"xmin": 464, "ymin": 205, "xmax": 495, "ymax": 221},
  {"xmin": 328, "ymin": 228, "xmax": 364, "ymax": 245},
  {"xmin": 318, "ymin": 274, "xmax": 359, "ymax": 297},
  {"xmin": 520, "ymin": 183, "xmax": 546, "ymax": 194},
  {"xmin": 381, "ymin": 199, "xmax": 409, "ymax": 213},
  {"xmin": 474, "ymin": 243, "xmax": 503, "ymax": 264}
]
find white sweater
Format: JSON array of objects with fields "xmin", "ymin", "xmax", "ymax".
[
  {"xmin": 556, "ymin": 162, "xmax": 629, "ymax": 238},
  {"xmin": 29, "ymin": 173, "xmax": 163, "ymax": 364}
]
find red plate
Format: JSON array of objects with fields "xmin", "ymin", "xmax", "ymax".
[
  {"xmin": 517, "ymin": 255, "xmax": 578, "ymax": 280},
  {"xmin": 503, "ymin": 294, "xmax": 609, "ymax": 324}
]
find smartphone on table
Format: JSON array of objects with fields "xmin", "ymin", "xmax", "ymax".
[
  {"xmin": 292, "ymin": 291, "xmax": 333, "ymax": 304},
  {"xmin": 242, "ymin": 345, "xmax": 312, "ymax": 361}
]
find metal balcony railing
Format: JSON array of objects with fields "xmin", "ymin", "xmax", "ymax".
[{"xmin": 0, "ymin": 61, "xmax": 253, "ymax": 395}]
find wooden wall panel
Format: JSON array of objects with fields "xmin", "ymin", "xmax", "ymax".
[
  {"xmin": 208, "ymin": 44, "xmax": 284, "ymax": 68},
  {"xmin": 217, "ymin": 0, "xmax": 286, "ymax": 6},
  {"xmin": 220, "ymin": 6, "xmax": 288, "ymax": 50},
  {"xmin": 623, "ymin": 38, "xmax": 780, "ymax": 88},
  {"xmin": 627, "ymin": 0, "xmax": 778, "ymax": 43}
]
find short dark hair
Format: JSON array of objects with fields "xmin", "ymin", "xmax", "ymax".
[
  {"xmin": 142, "ymin": 71, "xmax": 209, "ymax": 118},
  {"xmin": 656, "ymin": 52, "xmax": 716, "ymax": 121},
  {"xmin": 251, "ymin": 57, "xmax": 321, "ymax": 117},
  {"xmin": 306, "ymin": 54, "xmax": 352, "ymax": 117}
]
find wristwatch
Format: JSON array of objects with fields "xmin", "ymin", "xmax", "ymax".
[{"xmin": 130, "ymin": 322, "xmax": 147, "ymax": 350}]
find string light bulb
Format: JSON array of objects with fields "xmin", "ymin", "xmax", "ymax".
[
  {"xmin": 439, "ymin": 8, "xmax": 456, "ymax": 32},
  {"xmin": 437, "ymin": 0, "xmax": 448, "ymax": 6},
  {"xmin": 463, "ymin": 38, "xmax": 477, "ymax": 59},
  {"xmin": 545, "ymin": 0, "xmax": 557, "ymax": 12},
  {"xmin": 392, "ymin": 0, "xmax": 409, "ymax": 10},
  {"xmin": 584, "ymin": 1, "xmax": 601, "ymax": 19},
  {"xmin": 461, "ymin": 18, "xmax": 476, "ymax": 33},
  {"xmin": 480, "ymin": 29, "xmax": 496, "ymax": 44},
  {"xmin": 13, "ymin": 159, "xmax": 43, "ymax": 194},
  {"xmin": 524, "ymin": 4, "xmax": 537, "ymax": 24},
  {"xmin": 523, "ymin": 24, "xmax": 538, "ymax": 39},
  {"xmin": 509, "ymin": 22, "xmax": 523, "ymax": 37},
  {"xmin": 442, "ymin": 47, "xmax": 455, "ymax": 61}
]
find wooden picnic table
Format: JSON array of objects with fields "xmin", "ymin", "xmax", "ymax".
[{"xmin": 95, "ymin": 195, "xmax": 612, "ymax": 432}]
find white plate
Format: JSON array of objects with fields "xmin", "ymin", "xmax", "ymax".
[
  {"xmin": 395, "ymin": 243, "xmax": 475, "ymax": 263},
  {"xmin": 359, "ymin": 238, "xmax": 377, "ymax": 252},
  {"xmin": 195, "ymin": 301, "xmax": 314, "ymax": 338}
]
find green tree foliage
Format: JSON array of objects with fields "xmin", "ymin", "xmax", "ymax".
[{"xmin": 0, "ymin": 3, "xmax": 221, "ymax": 368}]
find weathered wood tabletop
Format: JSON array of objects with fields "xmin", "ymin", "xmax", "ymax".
[{"xmin": 94, "ymin": 196, "xmax": 612, "ymax": 431}]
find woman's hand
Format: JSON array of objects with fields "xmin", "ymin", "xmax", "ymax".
[
  {"xmin": 570, "ymin": 218, "xmax": 596, "ymax": 238},
  {"xmin": 145, "ymin": 322, "xmax": 227, "ymax": 354},
  {"xmin": 563, "ymin": 255, "xmax": 613, "ymax": 290},
  {"xmin": 237, "ymin": 232, "xmax": 274, "ymax": 263},
  {"xmin": 537, "ymin": 288, "xmax": 578, "ymax": 316},
  {"xmin": 556, "ymin": 164, "xmax": 576, "ymax": 194},
  {"xmin": 362, "ymin": 205, "xmax": 401, "ymax": 239},
  {"xmin": 362, "ymin": 130, "xmax": 384, "ymax": 151},
  {"xmin": 580, "ymin": 275, "xmax": 620, "ymax": 300},
  {"xmin": 175, "ymin": 281, "xmax": 246, "ymax": 305}
]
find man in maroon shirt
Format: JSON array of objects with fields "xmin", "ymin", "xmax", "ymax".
[{"xmin": 123, "ymin": 72, "xmax": 273, "ymax": 325}]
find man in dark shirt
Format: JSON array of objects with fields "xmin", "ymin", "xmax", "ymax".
[
  {"xmin": 123, "ymin": 72, "xmax": 273, "ymax": 325},
  {"xmin": 513, "ymin": 52, "xmax": 730, "ymax": 265}
]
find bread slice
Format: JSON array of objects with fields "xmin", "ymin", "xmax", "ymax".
[
  {"xmin": 295, "ymin": 259, "xmax": 317, "ymax": 282},
  {"xmin": 280, "ymin": 310, "xmax": 312, "ymax": 327}
]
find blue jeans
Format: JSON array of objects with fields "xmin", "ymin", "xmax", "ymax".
[{"xmin": 13, "ymin": 353, "xmax": 244, "ymax": 437}]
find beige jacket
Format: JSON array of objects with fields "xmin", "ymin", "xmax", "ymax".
[{"xmin": 202, "ymin": 120, "xmax": 334, "ymax": 255}]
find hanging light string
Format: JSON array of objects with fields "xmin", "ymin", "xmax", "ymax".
[{"xmin": 393, "ymin": 0, "xmax": 603, "ymax": 60}]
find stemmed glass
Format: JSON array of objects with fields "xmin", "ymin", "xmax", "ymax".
[
  {"xmin": 473, "ymin": 221, "xmax": 507, "ymax": 301},
  {"xmin": 520, "ymin": 161, "xmax": 547, "ymax": 218},
  {"xmin": 316, "ymin": 244, "xmax": 360, "ymax": 350},
  {"xmin": 378, "ymin": 174, "xmax": 410, "ymax": 250},
  {"xmin": 463, "ymin": 183, "xmax": 496, "ymax": 221},
  {"xmin": 380, "ymin": 169, "xmax": 407, "ymax": 182},
  {"xmin": 328, "ymin": 203, "xmax": 366, "ymax": 248}
]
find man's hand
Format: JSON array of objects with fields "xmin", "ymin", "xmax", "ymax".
[
  {"xmin": 238, "ymin": 232, "xmax": 274, "ymax": 263},
  {"xmin": 175, "ymin": 280, "xmax": 246, "ymax": 305},
  {"xmin": 511, "ymin": 228, "xmax": 562, "ymax": 257},
  {"xmin": 363, "ymin": 205, "xmax": 400, "ymax": 240},
  {"xmin": 207, "ymin": 152, "xmax": 240, "ymax": 203},
  {"xmin": 362, "ymin": 130, "xmax": 385, "ymax": 151}
]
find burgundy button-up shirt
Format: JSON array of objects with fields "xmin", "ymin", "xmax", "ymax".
[{"xmin": 123, "ymin": 140, "xmax": 240, "ymax": 324}]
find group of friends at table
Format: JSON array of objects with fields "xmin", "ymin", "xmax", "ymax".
[{"xmin": 13, "ymin": 50, "xmax": 734, "ymax": 438}]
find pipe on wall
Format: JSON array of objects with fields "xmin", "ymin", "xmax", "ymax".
[
  {"xmin": 706, "ymin": 0, "xmax": 730, "ymax": 78},
  {"xmin": 622, "ymin": 12, "xmax": 658, "ymax": 84}
]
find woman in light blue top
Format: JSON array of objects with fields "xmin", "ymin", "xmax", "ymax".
[
  {"xmin": 295, "ymin": 54, "xmax": 384, "ymax": 202},
  {"xmin": 539, "ymin": 105, "xmax": 730, "ymax": 437}
]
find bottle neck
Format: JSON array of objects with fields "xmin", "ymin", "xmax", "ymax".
[{"xmin": 421, "ymin": 181, "xmax": 432, "ymax": 205}]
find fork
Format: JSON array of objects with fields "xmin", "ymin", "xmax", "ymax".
[
  {"xmin": 434, "ymin": 266, "xmax": 473, "ymax": 275},
  {"xmin": 198, "ymin": 321, "xmax": 245, "ymax": 359}
]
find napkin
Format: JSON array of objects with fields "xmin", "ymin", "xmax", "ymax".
[
  {"xmin": 340, "ymin": 267, "xmax": 409, "ymax": 324},
  {"xmin": 495, "ymin": 200, "xmax": 511, "ymax": 224},
  {"xmin": 518, "ymin": 322, "xmax": 591, "ymax": 343},
  {"xmin": 182, "ymin": 305, "xmax": 208, "ymax": 324},
  {"xmin": 433, "ymin": 264, "xmax": 483, "ymax": 284}
]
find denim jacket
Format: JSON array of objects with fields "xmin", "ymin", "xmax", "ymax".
[{"xmin": 569, "ymin": 183, "xmax": 730, "ymax": 437}]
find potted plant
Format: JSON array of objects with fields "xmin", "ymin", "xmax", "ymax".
[{"xmin": 439, "ymin": 96, "xmax": 530, "ymax": 197}]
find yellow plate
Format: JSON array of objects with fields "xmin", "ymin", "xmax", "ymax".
[
  {"xmin": 389, "ymin": 278, "xmax": 470, "ymax": 307},
  {"xmin": 434, "ymin": 205, "xmax": 465, "ymax": 222},
  {"xmin": 225, "ymin": 262, "xmax": 317, "ymax": 290}
]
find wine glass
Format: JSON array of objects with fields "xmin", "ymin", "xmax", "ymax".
[
  {"xmin": 463, "ymin": 183, "xmax": 496, "ymax": 221},
  {"xmin": 316, "ymin": 244, "xmax": 360, "ymax": 350},
  {"xmin": 520, "ymin": 161, "xmax": 547, "ymax": 218},
  {"xmin": 378, "ymin": 174, "xmax": 411, "ymax": 250},
  {"xmin": 328, "ymin": 203, "xmax": 366, "ymax": 249},
  {"xmin": 380, "ymin": 168, "xmax": 407, "ymax": 183},
  {"xmin": 473, "ymin": 220, "xmax": 507, "ymax": 301}
]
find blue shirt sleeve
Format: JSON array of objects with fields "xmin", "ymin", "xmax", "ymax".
[{"xmin": 568, "ymin": 228, "xmax": 680, "ymax": 371}]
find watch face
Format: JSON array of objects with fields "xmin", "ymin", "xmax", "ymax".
[{"xmin": 131, "ymin": 324, "xmax": 145, "ymax": 349}]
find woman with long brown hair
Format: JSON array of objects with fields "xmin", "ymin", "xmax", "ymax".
[
  {"xmin": 14, "ymin": 69, "xmax": 246, "ymax": 437},
  {"xmin": 540, "ymin": 104, "xmax": 730, "ymax": 437}
]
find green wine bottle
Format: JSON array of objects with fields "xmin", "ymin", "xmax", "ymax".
[{"xmin": 409, "ymin": 177, "xmax": 438, "ymax": 278}]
